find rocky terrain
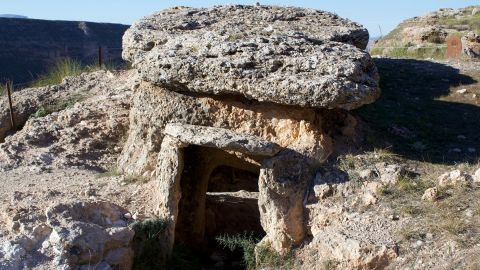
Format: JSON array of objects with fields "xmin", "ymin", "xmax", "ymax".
[
  {"xmin": 0, "ymin": 4, "xmax": 479, "ymax": 270},
  {"xmin": 0, "ymin": 18, "xmax": 129, "ymax": 85},
  {"xmin": 371, "ymin": 6, "xmax": 480, "ymax": 59}
]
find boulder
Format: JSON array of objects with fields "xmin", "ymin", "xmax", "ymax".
[
  {"xmin": 474, "ymin": 168, "xmax": 480, "ymax": 183},
  {"xmin": 422, "ymin": 187, "xmax": 438, "ymax": 202},
  {"xmin": 45, "ymin": 201, "xmax": 135, "ymax": 269},
  {"xmin": 122, "ymin": 5, "xmax": 379, "ymax": 110},
  {"xmin": 437, "ymin": 170, "xmax": 472, "ymax": 188},
  {"xmin": 461, "ymin": 32, "xmax": 480, "ymax": 59}
]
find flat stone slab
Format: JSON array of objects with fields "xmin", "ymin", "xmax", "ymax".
[
  {"xmin": 123, "ymin": 5, "xmax": 380, "ymax": 110},
  {"xmin": 164, "ymin": 123, "xmax": 281, "ymax": 156}
]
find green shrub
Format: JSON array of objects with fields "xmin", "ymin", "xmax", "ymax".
[
  {"xmin": 131, "ymin": 218, "xmax": 168, "ymax": 270},
  {"xmin": 216, "ymin": 233, "xmax": 295, "ymax": 269},
  {"xmin": 216, "ymin": 232, "xmax": 259, "ymax": 270}
]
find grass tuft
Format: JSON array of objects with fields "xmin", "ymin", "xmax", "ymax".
[{"xmin": 32, "ymin": 58, "xmax": 98, "ymax": 88}]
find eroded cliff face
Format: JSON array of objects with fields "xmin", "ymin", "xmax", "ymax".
[{"xmin": 0, "ymin": 18, "xmax": 129, "ymax": 84}]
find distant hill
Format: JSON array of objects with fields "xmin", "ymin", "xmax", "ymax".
[
  {"xmin": 370, "ymin": 6, "xmax": 480, "ymax": 59},
  {"xmin": 0, "ymin": 18, "xmax": 129, "ymax": 86},
  {"xmin": 0, "ymin": 14, "xmax": 28, "ymax": 19}
]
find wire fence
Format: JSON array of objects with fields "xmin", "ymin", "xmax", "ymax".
[{"xmin": 1, "ymin": 46, "xmax": 124, "ymax": 91}]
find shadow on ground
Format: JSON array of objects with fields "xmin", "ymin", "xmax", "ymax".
[{"xmin": 354, "ymin": 58, "xmax": 480, "ymax": 164}]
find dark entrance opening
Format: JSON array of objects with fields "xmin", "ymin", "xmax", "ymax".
[{"xmin": 175, "ymin": 145, "xmax": 265, "ymax": 268}]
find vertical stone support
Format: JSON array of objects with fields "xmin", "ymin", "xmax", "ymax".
[
  {"xmin": 155, "ymin": 136, "xmax": 186, "ymax": 257},
  {"xmin": 258, "ymin": 151, "xmax": 313, "ymax": 254}
]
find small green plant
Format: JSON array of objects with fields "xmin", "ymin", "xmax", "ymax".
[
  {"xmin": 96, "ymin": 166, "xmax": 122, "ymax": 178},
  {"xmin": 124, "ymin": 175, "xmax": 150, "ymax": 184},
  {"xmin": 33, "ymin": 106, "xmax": 49, "ymax": 118},
  {"xmin": 131, "ymin": 218, "xmax": 168, "ymax": 270},
  {"xmin": 32, "ymin": 95, "xmax": 84, "ymax": 118},
  {"xmin": 216, "ymin": 232, "xmax": 259, "ymax": 270},
  {"xmin": 256, "ymin": 244, "xmax": 294, "ymax": 269}
]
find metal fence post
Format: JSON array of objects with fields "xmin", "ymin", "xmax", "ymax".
[{"xmin": 6, "ymin": 82, "xmax": 15, "ymax": 129}]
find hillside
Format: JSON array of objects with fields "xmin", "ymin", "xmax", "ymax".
[
  {"xmin": 0, "ymin": 18, "xmax": 129, "ymax": 86},
  {"xmin": 371, "ymin": 6, "xmax": 480, "ymax": 59}
]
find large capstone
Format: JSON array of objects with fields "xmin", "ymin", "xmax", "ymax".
[{"xmin": 123, "ymin": 5, "xmax": 379, "ymax": 110}]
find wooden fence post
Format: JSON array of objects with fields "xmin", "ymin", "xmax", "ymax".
[
  {"xmin": 6, "ymin": 82, "xmax": 15, "ymax": 129},
  {"xmin": 98, "ymin": 46, "xmax": 103, "ymax": 68}
]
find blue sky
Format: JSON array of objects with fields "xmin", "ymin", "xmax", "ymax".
[{"xmin": 1, "ymin": 0, "xmax": 478, "ymax": 37}]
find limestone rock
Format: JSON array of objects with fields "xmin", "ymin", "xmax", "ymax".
[
  {"xmin": 437, "ymin": 170, "xmax": 472, "ymax": 188},
  {"xmin": 123, "ymin": 5, "xmax": 379, "ymax": 110},
  {"xmin": 363, "ymin": 192, "xmax": 378, "ymax": 206},
  {"xmin": 308, "ymin": 225, "xmax": 397, "ymax": 269},
  {"xmin": 462, "ymin": 32, "xmax": 480, "ymax": 59},
  {"xmin": 258, "ymin": 151, "xmax": 313, "ymax": 253},
  {"xmin": 422, "ymin": 187, "xmax": 438, "ymax": 202},
  {"xmin": 359, "ymin": 169, "xmax": 379, "ymax": 180},
  {"xmin": 45, "ymin": 201, "xmax": 134, "ymax": 269},
  {"xmin": 364, "ymin": 181, "xmax": 385, "ymax": 195},
  {"xmin": 164, "ymin": 123, "xmax": 281, "ymax": 156},
  {"xmin": 119, "ymin": 82, "xmax": 333, "ymax": 176},
  {"xmin": 473, "ymin": 168, "xmax": 480, "ymax": 183},
  {"xmin": 375, "ymin": 163, "xmax": 406, "ymax": 185},
  {"xmin": 0, "ymin": 70, "xmax": 135, "ymax": 171}
]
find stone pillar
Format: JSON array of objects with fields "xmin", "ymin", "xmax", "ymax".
[
  {"xmin": 258, "ymin": 150, "xmax": 314, "ymax": 254},
  {"xmin": 155, "ymin": 136, "xmax": 186, "ymax": 258}
]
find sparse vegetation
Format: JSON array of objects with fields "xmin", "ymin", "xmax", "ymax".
[
  {"xmin": 131, "ymin": 218, "xmax": 168, "ymax": 270},
  {"xmin": 321, "ymin": 259, "xmax": 339, "ymax": 270},
  {"xmin": 32, "ymin": 94, "xmax": 85, "ymax": 118},
  {"xmin": 216, "ymin": 232, "xmax": 295, "ymax": 269},
  {"xmin": 370, "ymin": 45, "xmax": 447, "ymax": 60},
  {"xmin": 96, "ymin": 166, "xmax": 122, "ymax": 178},
  {"xmin": 31, "ymin": 58, "xmax": 99, "ymax": 88},
  {"xmin": 216, "ymin": 232, "xmax": 259, "ymax": 269},
  {"xmin": 124, "ymin": 175, "xmax": 149, "ymax": 184}
]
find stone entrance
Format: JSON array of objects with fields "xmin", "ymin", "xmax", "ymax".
[
  {"xmin": 174, "ymin": 145, "xmax": 265, "ymax": 249},
  {"xmin": 154, "ymin": 123, "xmax": 312, "ymax": 258}
]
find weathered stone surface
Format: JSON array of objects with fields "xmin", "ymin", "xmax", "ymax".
[
  {"xmin": 437, "ymin": 170, "xmax": 473, "ymax": 188},
  {"xmin": 375, "ymin": 162, "xmax": 407, "ymax": 185},
  {"xmin": 123, "ymin": 5, "xmax": 379, "ymax": 110},
  {"xmin": 164, "ymin": 123, "xmax": 281, "ymax": 156},
  {"xmin": 45, "ymin": 201, "xmax": 134, "ymax": 268},
  {"xmin": 474, "ymin": 168, "xmax": 480, "ymax": 183},
  {"xmin": 258, "ymin": 151, "xmax": 314, "ymax": 253},
  {"xmin": 0, "ymin": 70, "xmax": 134, "ymax": 171},
  {"xmin": 462, "ymin": 32, "xmax": 480, "ymax": 59},
  {"xmin": 119, "ymin": 83, "xmax": 332, "ymax": 176},
  {"xmin": 422, "ymin": 187, "xmax": 438, "ymax": 202}
]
